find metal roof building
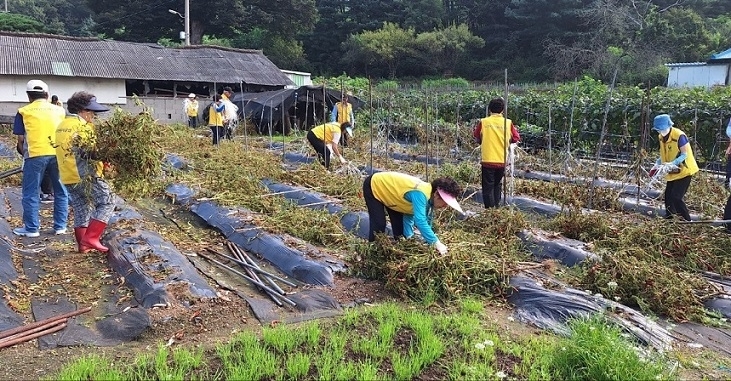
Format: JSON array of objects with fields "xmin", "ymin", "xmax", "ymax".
[{"xmin": 0, "ymin": 32, "xmax": 294, "ymax": 87}]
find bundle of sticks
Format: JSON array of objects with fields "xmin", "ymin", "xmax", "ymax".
[
  {"xmin": 0, "ymin": 306, "xmax": 91, "ymax": 349},
  {"xmin": 201, "ymin": 242, "xmax": 298, "ymax": 308}
]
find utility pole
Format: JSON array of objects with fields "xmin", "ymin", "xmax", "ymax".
[{"xmin": 184, "ymin": 0, "xmax": 190, "ymax": 46}]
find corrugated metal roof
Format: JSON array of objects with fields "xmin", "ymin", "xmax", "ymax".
[
  {"xmin": 710, "ymin": 47, "xmax": 731, "ymax": 61},
  {"xmin": 0, "ymin": 32, "xmax": 294, "ymax": 87},
  {"xmin": 665, "ymin": 62, "xmax": 707, "ymax": 67}
]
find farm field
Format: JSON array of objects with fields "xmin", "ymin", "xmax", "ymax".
[{"xmin": 2, "ymin": 85, "xmax": 731, "ymax": 379}]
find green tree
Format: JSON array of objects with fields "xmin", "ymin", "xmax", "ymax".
[
  {"xmin": 0, "ymin": 12, "xmax": 45, "ymax": 33},
  {"xmin": 341, "ymin": 22, "xmax": 416, "ymax": 78},
  {"xmin": 9, "ymin": 0, "xmax": 94, "ymax": 36},
  {"xmin": 86, "ymin": 0, "xmax": 247, "ymax": 45},
  {"xmin": 233, "ymin": 28, "xmax": 311, "ymax": 71},
  {"xmin": 415, "ymin": 24, "xmax": 484, "ymax": 76}
]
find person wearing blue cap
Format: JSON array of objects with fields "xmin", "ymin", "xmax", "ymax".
[{"xmin": 651, "ymin": 114, "xmax": 698, "ymax": 221}]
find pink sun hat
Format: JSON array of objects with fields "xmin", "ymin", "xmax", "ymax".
[{"xmin": 437, "ymin": 188, "xmax": 464, "ymax": 214}]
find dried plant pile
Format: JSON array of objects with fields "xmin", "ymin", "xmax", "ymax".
[
  {"xmin": 545, "ymin": 211, "xmax": 731, "ymax": 321},
  {"xmin": 92, "ymin": 107, "xmax": 164, "ymax": 196},
  {"xmin": 356, "ymin": 208, "xmax": 530, "ymax": 301},
  {"xmin": 515, "ymin": 179, "xmax": 622, "ymax": 211}
]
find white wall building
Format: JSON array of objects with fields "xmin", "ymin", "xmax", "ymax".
[{"xmin": 666, "ymin": 47, "xmax": 731, "ymax": 88}]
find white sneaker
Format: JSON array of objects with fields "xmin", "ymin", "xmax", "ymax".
[
  {"xmin": 54, "ymin": 228, "xmax": 67, "ymax": 235},
  {"xmin": 13, "ymin": 227, "xmax": 40, "ymax": 237}
]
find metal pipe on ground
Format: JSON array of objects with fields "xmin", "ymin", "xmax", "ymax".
[
  {"xmin": 0, "ymin": 318, "xmax": 67, "ymax": 344},
  {"xmin": 198, "ymin": 251, "xmax": 296, "ymax": 307},
  {"xmin": 225, "ymin": 242, "xmax": 283, "ymax": 306},
  {"xmin": 229, "ymin": 242, "xmax": 288, "ymax": 295},
  {"xmin": 0, "ymin": 322, "xmax": 67, "ymax": 349},
  {"xmin": 0, "ymin": 306, "xmax": 91, "ymax": 340},
  {"xmin": 205, "ymin": 247, "xmax": 297, "ymax": 287}
]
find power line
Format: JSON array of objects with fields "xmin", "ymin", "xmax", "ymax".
[{"xmin": 93, "ymin": 0, "xmax": 180, "ymax": 28}]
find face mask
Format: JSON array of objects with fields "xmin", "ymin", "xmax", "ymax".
[{"xmin": 657, "ymin": 128, "xmax": 670, "ymax": 137}]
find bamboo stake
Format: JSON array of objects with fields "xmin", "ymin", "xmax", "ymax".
[{"xmin": 0, "ymin": 306, "xmax": 91, "ymax": 340}]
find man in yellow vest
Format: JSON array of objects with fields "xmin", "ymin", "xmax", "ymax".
[
  {"xmin": 331, "ymin": 92, "xmax": 355, "ymax": 146},
  {"xmin": 12, "ymin": 79, "xmax": 68, "ymax": 237},
  {"xmin": 651, "ymin": 114, "xmax": 698, "ymax": 221},
  {"xmin": 473, "ymin": 98, "xmax": 520, "ymax": 208},
  {"xmin": 183, "ymin": 93, "xmax": 199, "ymax": 128},
  {"xmin": 362, "ymin": 171, "xmax": 463, "ymax": 255}
]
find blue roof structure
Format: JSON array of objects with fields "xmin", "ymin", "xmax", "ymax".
[{"xmin": 709, "ymin": 47, "xmax": 731, "ymax": 62}]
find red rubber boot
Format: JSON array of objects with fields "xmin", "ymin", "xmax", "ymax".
[
  {"xmin": 74, "ymin": 227, "xmax": 92, "ymax": 253},
  {"xmin": 80, "ymin": 219, "xmax": 109, "ymax": 253}
]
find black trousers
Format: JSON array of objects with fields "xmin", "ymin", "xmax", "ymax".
[
  {"xmin": 188, "ymin": 116, "xmax": 197, "ymax": 128},
  {"xmin": 210, "ymin": 126, "xmax": 225, "ymax": 145},
  {"xmin": 307, "ymin": 130, "xmax": 331, "ymax": 169},
  {"xmin": 664, "ymin": 175, "xmax": 692, "ymax": 221},
  {"xmin": 40, "ymin": 168, "xmax": 52, "ymax": 195},
  {"xmin": 363, "ymin": 175, "xmax": 404, "ymax": 242},
  {"xmin": 481, "ymin": 166, "xmax": 505, "ymax": 208}
]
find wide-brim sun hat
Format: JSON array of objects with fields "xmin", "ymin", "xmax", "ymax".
[
  {"xmin": 83, "ymin": 97, "xmax": 110, "ymax": 112},
  {"xmin": 653, "ymin": 114, "xmax": 673, "ymax": 131},
  {"xmin": 437, "ymin": 188, "xmax": 464, "ymax": 214},
  {"xmin": 188, "ymin": 93, "xmax": 196, "ymax": 98}
]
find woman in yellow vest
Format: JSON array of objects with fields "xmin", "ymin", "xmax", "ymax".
[
  {"xmin": 362, "ymin": 171, "xmax": 463, "ymax": 255},
  {"xmin": 651, "ymin": 114, "xmax": 698, "ymax": 221},
  {"xmin": 206, "ymin": 95, "xmax": 226, "ymax": 145},
  {"xmin": 55, "ymin": 91, "xmax": 113, "ymax": 253},
  {"xmin": 307, "ymin": 121, "xmax": 353, "ymax": 169}
]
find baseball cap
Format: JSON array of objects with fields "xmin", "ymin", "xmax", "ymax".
[
  {"xmin": 188, "ymin": 93, "xmax": 196, "ymax": 98},
  {"xmin": 83, "ymin": 97, "xmax": 110, "ymax": 112},
  {"xmin": 26, "ymin": 80, "xmax": 49, "ymax": 93},
  {"xmin": 653, "ymin": 114, "xmax": 673, "ymax": 131},
  {"xmin": 437, "ymin": 188, "xmax": 464, "ymax": 214}
]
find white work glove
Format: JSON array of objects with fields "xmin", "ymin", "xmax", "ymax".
[
  {"xmin": 338, "ymin": 155, "xmax": 346, "ymax": 164},
  {"xmin": 434, "ymin": 241, "xmax": 448, "ymax": 255},
  {"xmin": 663, "ymin": 163, "xmax": 680, "ymax": 172}
]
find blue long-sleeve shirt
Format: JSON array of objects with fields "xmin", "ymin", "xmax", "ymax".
[
  {"xmin": 330, "ymin": 104, "xmax": 354, "ymax": 125},
  {"xmin": 402, "ymin": 190, "xmax": 437, "ymax": 244}
]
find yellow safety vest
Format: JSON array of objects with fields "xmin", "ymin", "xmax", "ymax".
[
  {"xmin": 311, "ymin": 122, "xmax": 341, "ymax": 144},
  {"xmin": 186, "ymin": 100, "xmax": 198, "ymax": 117},
  {"xmin": 335, "ymin": 102, "xmax": 352, "ymax": 124},
  {"xmin": 207, "ymin": 104, "xmax": 223, "ymax": 127},
  {"xmin": 479, "ymin": 114, "xmax": 512, "ymax": 165},
  {"xmin": 371, "ymin": 172, "xmax": 431, "ymax": 215},
  {"xmin": 18, "ymin": 99, "xmax": 65, "ymax": 157},
  {"xmin": 55, "ymin": 115, "xmax": 103, "ymax": 184},
  {"xmin": 659, "ymin": 128, "xmax": 698, "ymax": 181}
]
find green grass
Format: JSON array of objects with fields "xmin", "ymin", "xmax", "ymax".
[{"xmin": 50, "ymin": 302, "xmax": 673, "ymax": 381}]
